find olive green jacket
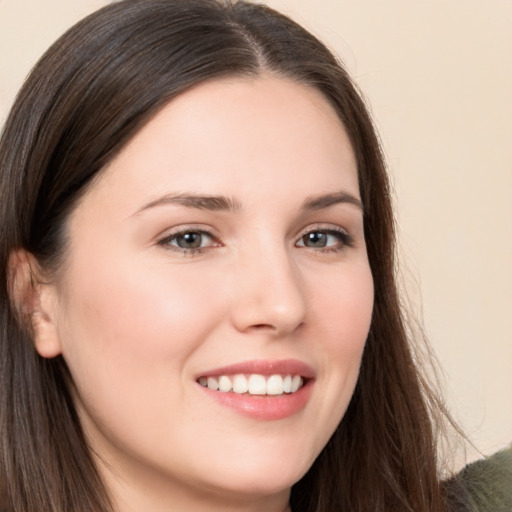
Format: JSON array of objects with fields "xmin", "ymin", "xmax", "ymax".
[{"xmin": 444, "ymin": 445, "xmax": 512, "ymax": 511}]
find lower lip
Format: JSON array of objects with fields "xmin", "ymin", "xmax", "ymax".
[{"xmin": 198, "ymin": 380, "xmax": 313, "ymax": 421}]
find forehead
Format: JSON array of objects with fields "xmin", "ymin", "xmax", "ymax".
[{"xmin": 80, "ymin": 75, "xmax": 359, "ymax": 215}]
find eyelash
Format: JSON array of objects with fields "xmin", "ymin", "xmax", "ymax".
[
  {"xmin": 296, "ymin": 226, "xmax": 354, "ymax": 253},
  {"xmin": 157, "ymin": 225, "xmax": 354, "ymax": 256},
  {"xmin": 157, "ymin": 227, "xmax": 220, "ymax": 256}
]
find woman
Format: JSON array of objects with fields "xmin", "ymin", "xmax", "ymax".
[{"xmin": 0, "ymin": 1, "xmax": 509, "ymax": 511}]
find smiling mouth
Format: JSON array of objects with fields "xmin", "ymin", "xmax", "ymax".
[{"xmin": 198, "ymin": 374, "xmax": 305, "ymax": 396}]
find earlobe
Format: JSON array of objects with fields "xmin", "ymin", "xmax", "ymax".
[{"xmin": 8, "ymin": 249, "xmax": 63, "ymax": 359}]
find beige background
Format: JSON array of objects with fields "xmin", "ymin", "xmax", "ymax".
[{"xmin": 1, "ymin": 0, "xmax": 510, "ymax": 465}]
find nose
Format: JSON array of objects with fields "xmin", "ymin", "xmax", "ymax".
[{"xmin": 229, "ymin": 246, "xmax": 307, "ymax": 336}]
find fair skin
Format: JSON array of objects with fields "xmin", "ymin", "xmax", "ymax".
[{"xmin": 31, "ymin": 75, "xmax": 374, "ymax": 512}]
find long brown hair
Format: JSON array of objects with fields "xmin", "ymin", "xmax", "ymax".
[{"xmin": 0, "ymin": 1, "xmax": 453, "ymax": 510}]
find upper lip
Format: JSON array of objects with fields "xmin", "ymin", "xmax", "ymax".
[{"xmin": 196, "ymin": 359, "xmax": 316, "ymax": 379}]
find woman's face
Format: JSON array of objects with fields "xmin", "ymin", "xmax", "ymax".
[{"xmin": 40, "ymin": 76, "xmax": 374, "ymax": 509}]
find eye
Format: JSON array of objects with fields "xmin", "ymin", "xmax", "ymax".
[
  {"xmin": 173, "ymin": 232, "xmax": 209, "ymax": 249},
  {"xmin": 296, "ymin": 228, "xmax": 353, "ymax": 251},
  {"xmin": 159, "ymin": 229, "xmax": 217, "ymax": 252}
]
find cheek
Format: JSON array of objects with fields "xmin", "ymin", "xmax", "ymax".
[
  {"xmin": 315, "ymin": 261, "xmax": 374, "ymax": 353},
  {"xmin": 57, "ymin": 254, "xmax": 228, "ymax": 392},
  {"xmin": 55, "ymin": 254, "xmax": 235, "ymax": 464},
  {"xmin": 309, "ymin": 262, "xmax": 373, "ymax": 417}
]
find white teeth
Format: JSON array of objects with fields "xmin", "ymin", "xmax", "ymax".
[
  {"xmin": 207, "ymin": 377, "xmax": 218, "ymax": 391},
  {"xmin": 266, "ymin": 374, "xmax": 283, "ymax": 395},
  {"xmin": 199, "ymin": 373, "xmax": 304, "ymax": 395},
  {"xmin": 248, "ymin": 374, "xmax": 267, "ymax": 395},
  {"xmin": 282, "ymin": 375, "xmax": 292, "ymax": 393},
  {"xmin": 218, "ymin": 375, "xmax": 232, "ymax": 392},
  {"xmin": 291, "ymin": 375, "xmax": 302, "ymax": 393},
  {"xmin": 232, "ymin": 374, "xmax": 249, "ymax": 394}
]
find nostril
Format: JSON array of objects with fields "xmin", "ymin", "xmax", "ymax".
[{"xmin": 248, "ymin": 321, "xmax": 304, "ymax": 334}]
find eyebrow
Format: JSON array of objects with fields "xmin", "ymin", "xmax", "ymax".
[
  {"xmin": 134, "ymin": 190, "xmax": 362, "ymax": 215},
  {"xmin": 302, "ymin": 191, "xmax": 363, "ymax": 212},
  {"xmin": 135, "ymin": 193, "xmax": 242, "ymax": 214}
]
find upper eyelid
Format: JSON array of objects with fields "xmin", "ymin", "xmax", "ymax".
[
  {"xmin": 156, "ymin": 222, "xmax": 352, "ymax": 245},
  {"xmin": 157, "ymin": 230, "xmax": 220, "ymax": 257},
  {"xmin": 158, "ymin": 224, "xmax": 219, "ymax": 240},
  {"xmin": 295, "ymin": 224, "xmax": 355, "ymax": 249},
  {"xmin": 156, "ymin": 226, "xmax": 221, "ymax": 252},
  {"xmin": 296, "ymin": 223, "xmax": 349, "ymax": 237}
]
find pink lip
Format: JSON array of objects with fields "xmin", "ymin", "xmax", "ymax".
[
  {"xmin": 196, "ymin": 359, "xmax": 315, "ymax": 421},
  {"xmin": 196, "ymin": 359, "xmax": 316, "ymax": 379}
]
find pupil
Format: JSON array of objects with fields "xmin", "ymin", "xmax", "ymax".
[
  {"xmin": 178, "ymin": 232, "xmax": 202, "ymax": 248},
  {"xmin": 305, "ymin": 232, "xmax": 327, "ymax": 247}
]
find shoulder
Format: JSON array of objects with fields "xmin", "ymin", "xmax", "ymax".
[{"xmin": 444, "ymin": 445, "xmax": 512, "ymax": 512}]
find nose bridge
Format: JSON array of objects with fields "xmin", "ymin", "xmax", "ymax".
[{"xmin": 230, "ymin": 238, "xmax": 307, "ymax": 335}]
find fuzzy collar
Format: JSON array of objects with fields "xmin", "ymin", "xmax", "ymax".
[{"xmin": 444, "ymin": 445, "xmax": 512, "ymax": 511}]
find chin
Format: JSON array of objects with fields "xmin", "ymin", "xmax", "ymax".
[
  {"xmin": 193, "ymin": 445, "xmax": 313, "ymax": 498},
  {"xmin": 197, "ymin": 470, "xmax": 299, "ymax": 502}
]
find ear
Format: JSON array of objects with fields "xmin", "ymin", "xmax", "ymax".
[{"xmin": 8, "ymin": 249, "xmax": 63, "ymax": 358}]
